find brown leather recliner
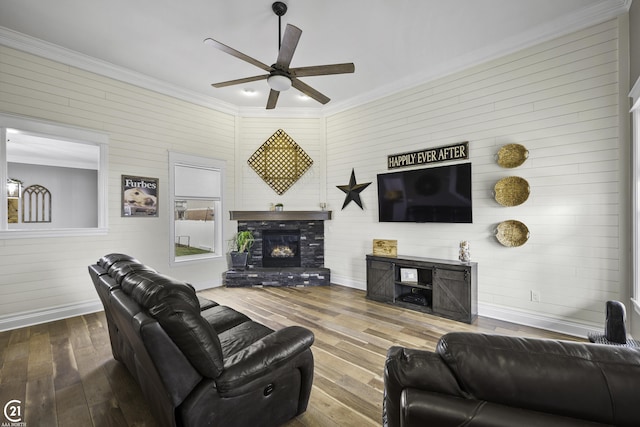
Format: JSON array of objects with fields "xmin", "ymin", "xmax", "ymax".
[
  {"xmin": 89, "ymin": 253, "xmax": 314, "ymax": 427},
  {"xmin": 384, "ymin": 332, "xmax": 640, "ymax": 427}
]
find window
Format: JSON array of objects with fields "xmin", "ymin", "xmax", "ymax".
[
  {"xmin": 632, "ymin": 76, "xmax": 640, "ymax": 314},
  {"xmin": 0, "ymin": 113, "xmax": 108, "ymax": 238},
  {"xmin": 169, "ymin": 152, "xmax": 225, "ymax": 265}
]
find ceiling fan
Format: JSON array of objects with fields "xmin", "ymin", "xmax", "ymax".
[{"xmin": 204, "ymin": 1, "xmax": 355, "ymax": 109}]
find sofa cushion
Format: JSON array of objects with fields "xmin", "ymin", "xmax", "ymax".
[
  {"xmin": 197, "ymin": 296, "xmax": 219, "ymax": 311},
  {"xmin": 201, "ymin": 306, "xmax": 249, "ymax": 333},
  {"xmin": 149, "ymin": 295, "xmax": 224, "ymax": 379},
  {"xmin": 219, "ymin": 321, "xmax": 274, "ymax": 359}
]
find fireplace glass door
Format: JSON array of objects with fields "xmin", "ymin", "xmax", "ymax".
[{"xmin": 262, "ymin": 229, "xmax": 301, "ymax": 268}]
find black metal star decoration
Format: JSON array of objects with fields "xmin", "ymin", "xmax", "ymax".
[{"xmin": 337, "ymin": 168, "xmax": 371, "ymax": 210}]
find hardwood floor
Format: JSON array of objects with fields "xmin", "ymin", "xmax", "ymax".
[{"xmin": 0, "ymin": 285, "xmax": 580, "ymax": 427}]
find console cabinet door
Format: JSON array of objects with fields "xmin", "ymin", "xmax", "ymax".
[
  {"xmin": 366, "ymin": 259, "xmax": 394, "ymax": 302},
  {"xmin": 432, "ymin": 268, "xmax": 471, "ymax": 322}
]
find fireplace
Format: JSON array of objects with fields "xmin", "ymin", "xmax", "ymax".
[
  {"xmin": 262, "ymin": 229, "xmax": 301, "ymax": 268},
  {"xmin": 225, "ymin": 211, "xmax": 331, "ymax": 287},
  {"xmin": 237, "ymin": 219, "xmax": 325, "ymax": 269}
]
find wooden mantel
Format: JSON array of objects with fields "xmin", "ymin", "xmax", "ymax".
[{"xmin": 229, "ymin": 210, "xmax": 332, "ymax": 221}]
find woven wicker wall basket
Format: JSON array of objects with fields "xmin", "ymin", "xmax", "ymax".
[
  {"xmin": 495, "ymin": 220, "xmax": 530, "ymax": 247},
  {"xmin": 494, "ymin": 176, "xmax": 530, "ymax": 207},
  {"xmin": 497, "ymin": 144, "xmax": 529, "ymax": 168}
]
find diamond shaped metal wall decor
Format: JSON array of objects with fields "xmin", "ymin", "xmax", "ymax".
[{"xmin": 248, "ymin": 129, "xmax": 313, "ymax": 195}]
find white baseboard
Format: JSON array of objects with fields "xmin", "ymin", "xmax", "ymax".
[
  {"xmin": 330, "ymin": 274, "xmax": 366, "ymax": 291},
  {"xmin": 190, "ymin": 280, "xmax": 223, "ymax": 291},
  {"xmin": 478, "ymin": 303, "xmax": 601, "ymax": 338},
  {"xmin": 0, "ymin": 299, "xmax": 103, "ymax": 332},
  {"xmin": 331, "ymin": 278, "xmax": 599, "ymax": 338}
]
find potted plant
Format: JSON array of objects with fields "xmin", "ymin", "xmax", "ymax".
[{"xmin": 229, "ymin": 230, "xmax": 255, "ymax": 270}]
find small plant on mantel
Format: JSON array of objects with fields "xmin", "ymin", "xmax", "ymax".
[{"xmin": 229, "ymin": 230, "xmax": 255, "ymax": 270}]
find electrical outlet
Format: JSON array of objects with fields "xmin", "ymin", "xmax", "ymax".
[{"xmin": 531, "ymin": 290, "xmax": 541, "ymax": 302}]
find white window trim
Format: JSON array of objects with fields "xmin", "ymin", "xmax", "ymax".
[
  {"xmin": 0, "ymin": 113, "xmax": 108, "ymax": 238},
  {"xmin": 631, "ymin": 77, "xmax": 640, "ymax": 315},
  {"xmin": 169, "ymin": 151, "xmax": 225, "ymax": 266}
]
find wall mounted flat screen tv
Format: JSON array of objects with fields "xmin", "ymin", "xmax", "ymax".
[{"xmin": 377, "ymin": 162, "xmax": 472, "ymax": 223}]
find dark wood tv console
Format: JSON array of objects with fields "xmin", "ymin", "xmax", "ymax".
[{"xmin": 366, "ymin": 254, "xmax": 477, "ymax": 323}]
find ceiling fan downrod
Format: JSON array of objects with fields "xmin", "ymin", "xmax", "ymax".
[{"xmin": 272, "ymin": 1, "xmax": 287, "ymax": 51}]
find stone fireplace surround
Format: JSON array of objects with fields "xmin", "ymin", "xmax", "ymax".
[{"xmin": 224, "ymin": 211, "xmax": 331, "ymax": 287}]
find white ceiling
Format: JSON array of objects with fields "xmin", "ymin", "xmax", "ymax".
[{"xmin": 0, "ymin": 0, "xmax": 630, "ymax": 114}]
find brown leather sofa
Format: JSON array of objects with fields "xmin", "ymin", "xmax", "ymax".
[
  {"xmin": 384, "ymin": 332, "xmax": 640, "ymax": 427},
  {"xmin": 89, "ymin": 253, "xmax": 314, "ymax": 427}
]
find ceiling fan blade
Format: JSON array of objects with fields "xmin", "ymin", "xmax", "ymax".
[
  {"xmin": 291, "ymin": 78, "xmax": 330, "ymax": 104},
  {"xmin": 266, "ymin": 89, "xmax": 280, "ymax": 109},
  {"xmin": 290, "ymin": 63, "xmax": 355, "ymax": 77},
  {"xmin": 275, "ymin": 24, "xmax": 302, "ymax": 70},
  {"xmin": 204, "ymin": 38, "xmax": 272, "ymax": 72},
  {"xmin": 211, "ymin": 74, "xmax": 268, "ymax": 88}
]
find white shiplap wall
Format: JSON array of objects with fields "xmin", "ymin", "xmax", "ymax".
[
  {"xmin": 0, "ymin": 17, "xmax": 629, "ymax": 336},
  {"xmin": 0, "ymin": 45, "xmax": 237, "ymax": 329},
  {"xmin": 324, "ymin": 19, "xmax": 627, "ymax": 335}
]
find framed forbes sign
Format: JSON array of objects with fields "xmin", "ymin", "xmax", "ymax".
[{"xmin": 121, "ymin": 175, "xmax": 159, "ymax": 217}]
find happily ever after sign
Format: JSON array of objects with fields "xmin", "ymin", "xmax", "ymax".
[{"xmin": 387, "ymin": 141, "xmax": 469, "ymax": 169}]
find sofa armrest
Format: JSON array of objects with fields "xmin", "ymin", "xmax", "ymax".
[
  {"xmin": 383, "ymin": 346, "xmax": 466, "ymax": 427},
  {"xmin": 216, "ymin": 325, "xmax": 314, "ymax": 394},
  {"xmin": 385, "ymin": 346, "xmax": 467, "ymax": 395}
]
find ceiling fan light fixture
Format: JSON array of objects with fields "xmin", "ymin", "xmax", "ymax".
[{"xmin": 267, "ymin": 74, "xmax": 292, "ymax": 91}]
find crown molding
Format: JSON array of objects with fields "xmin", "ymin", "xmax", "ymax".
[
  {"xmin": 0, "ymin": 26, "xmax": 240, "ymax": 116},
  {"xmin": 237, "ymin": 106, "xmax": 322, "ymax": 118},
  {"xmin": 0, "ymin": 0, "xmax": 631, "ymax": 119},
  {"xmin": 0, "ymin": 25, "xmax": 324, "ymax": 118},
  {"xmin": 322, "ymin": 0, "xmax": 631, "ymax": 116}
]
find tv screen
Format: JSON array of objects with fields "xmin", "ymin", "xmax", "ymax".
[{"xmin": 377, "ymin": 163, "xmax": 472, "ymax": 223}]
